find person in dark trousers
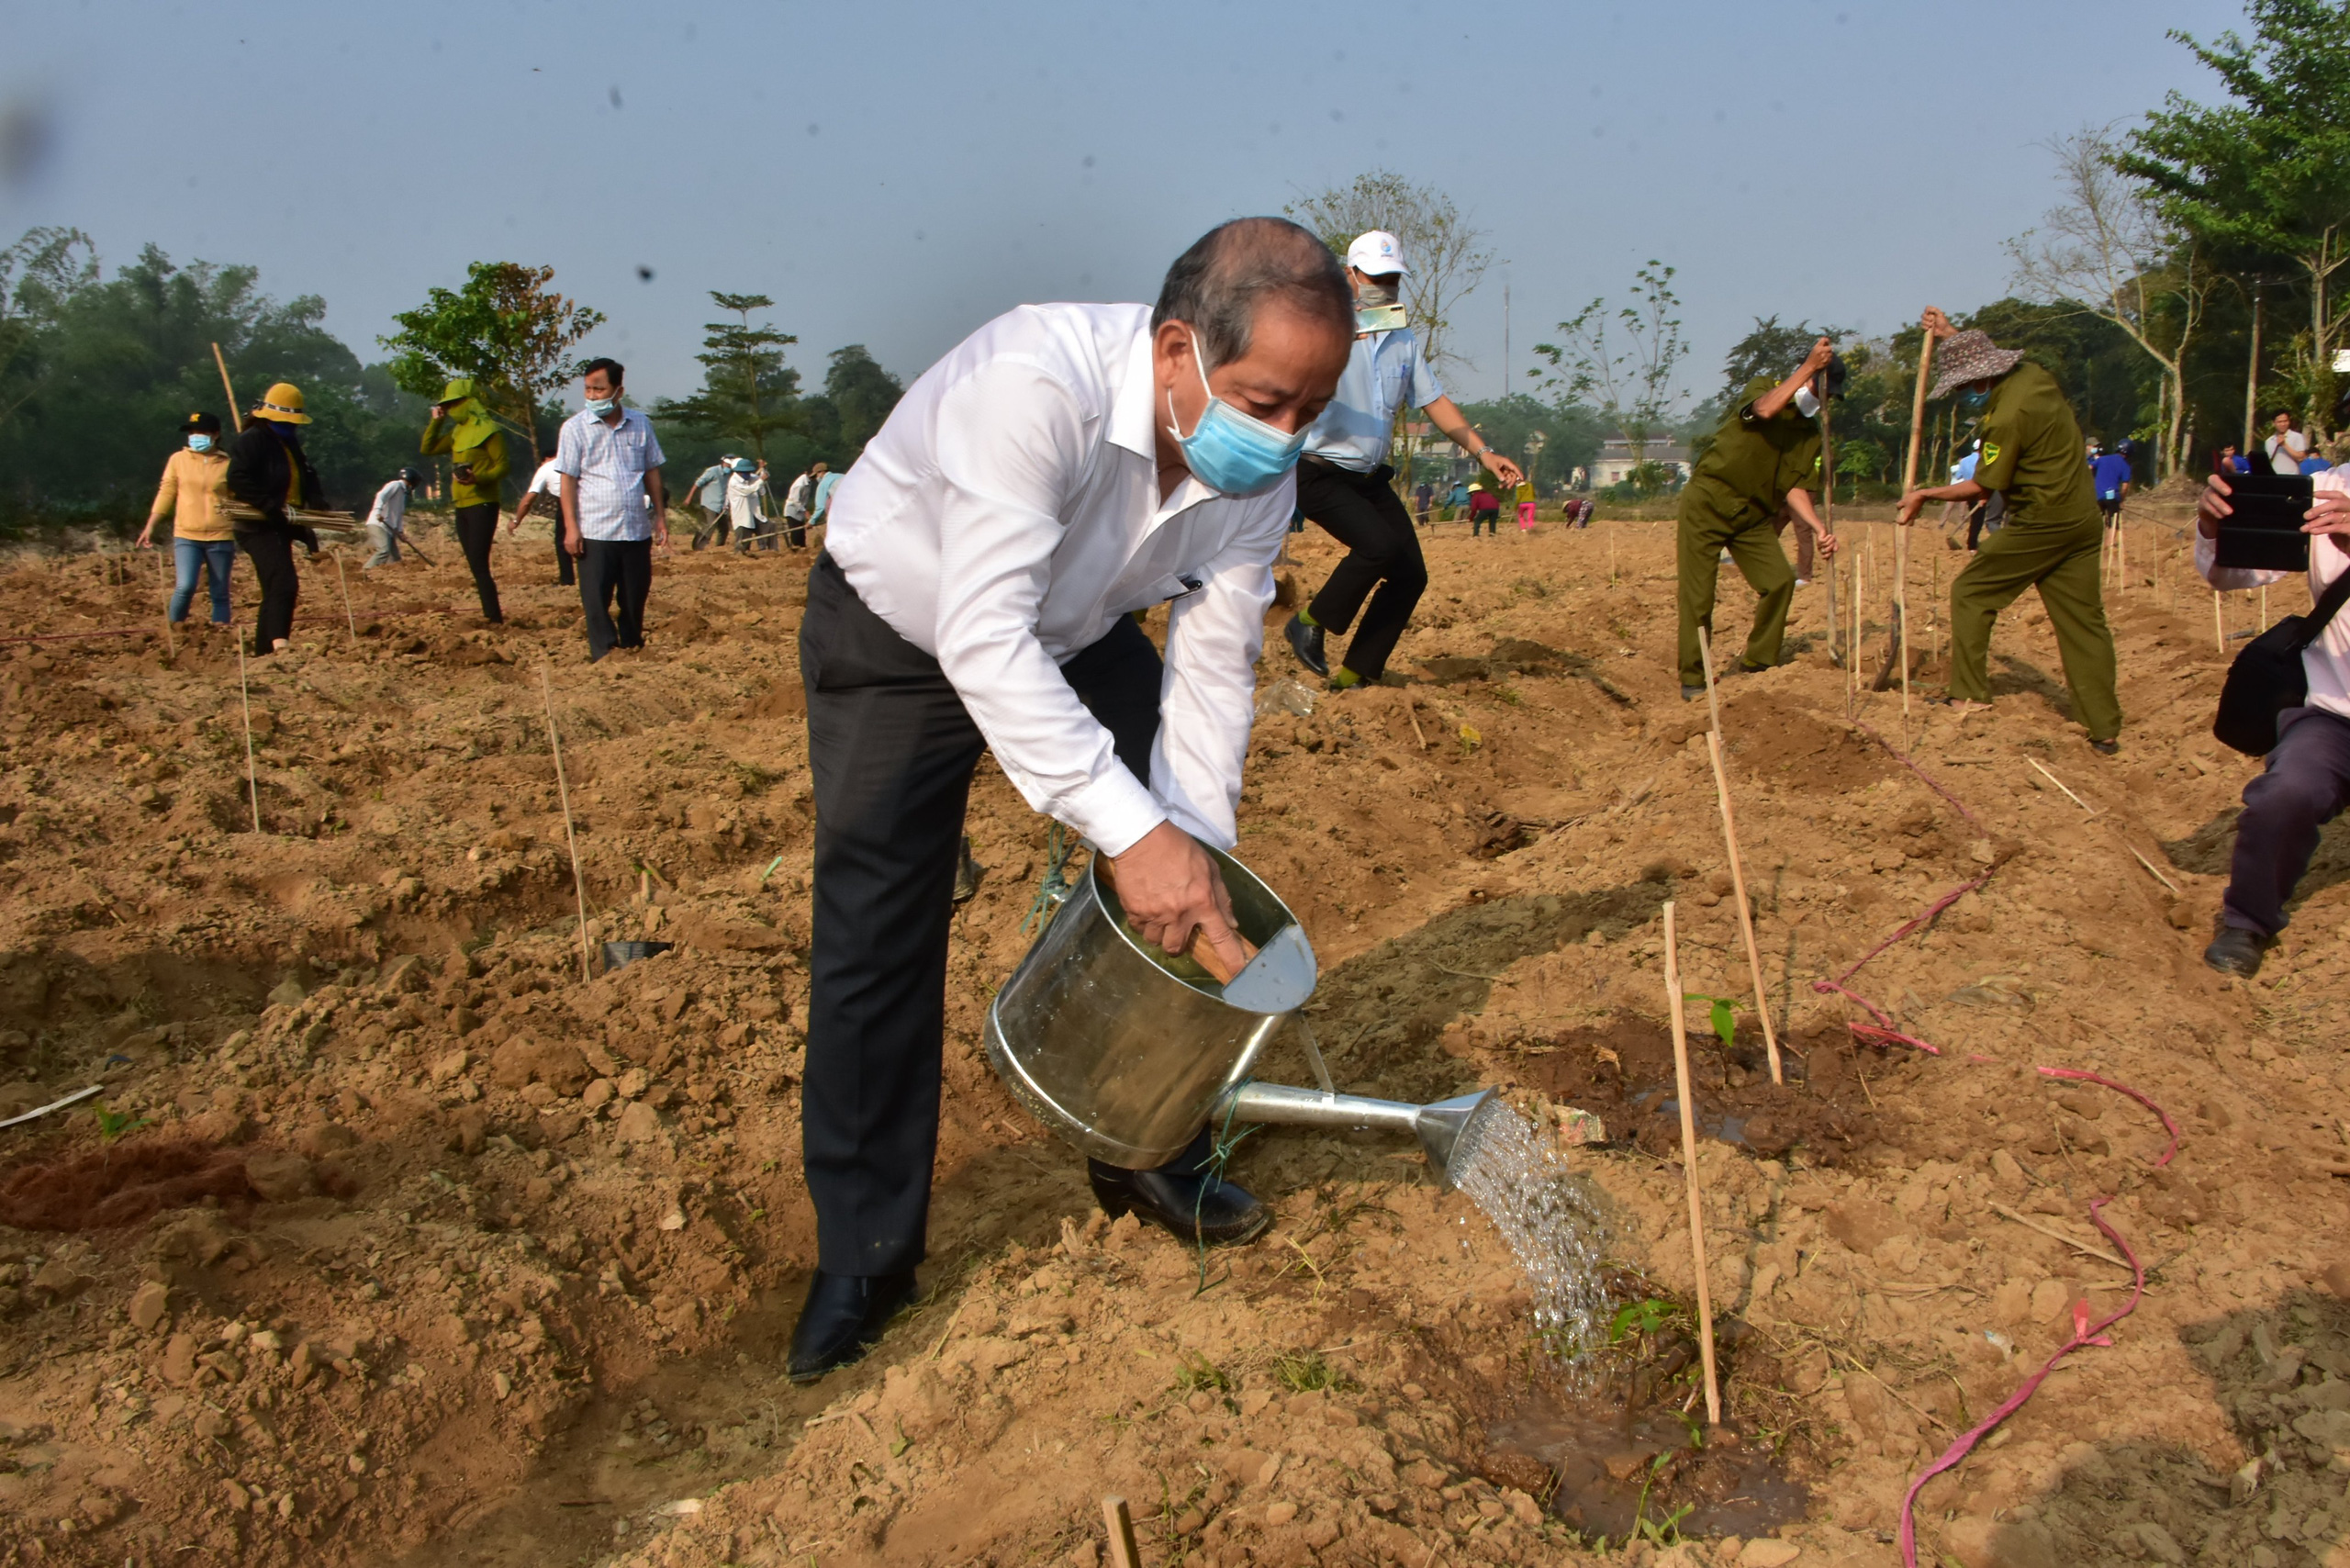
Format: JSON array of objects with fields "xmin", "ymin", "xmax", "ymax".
[
  {"xmin": 1282, "ymin": 230, "xmax": 1520, "ymax": 690},
  {"xmin": 1897, "ymin": 309, "xmax": 2121, "ymax": 753},
  {"xmin": 1673, "ymin": 339, "xmax": 1841, "ymax": 700},
  {"xmin": 420, "ymin": 378, "xmax": 510, "ymax": 623},
  {"xmin": 791, "ymin": 218, "xmax": 1351, "ymax": 1384},
  {"xmin": 1414, "ymin": 479, "xmax": 1433, "ymax": 526},
  {"xmin": 554, "ymin": 358, "xmax": 667, "ymax": 662},
  {"xmin": 224, "ymin": 382, "xmax": 324, "ymax": 655},
  {"xmin": 2193, "ymin": 465, "xmax": 2350, "ymax": 975},
  {"xmin": 1468, "ymin": 481, "xmax": 1502, "ymax": 535}
]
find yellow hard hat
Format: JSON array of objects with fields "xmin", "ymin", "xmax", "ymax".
[{"xmin": 251, "ymin": 382, "xmax": 311, "ymax": 425}]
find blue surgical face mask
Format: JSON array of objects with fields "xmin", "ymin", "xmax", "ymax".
[
  {"xmin": 585, "ymin": 396, "xmax": 619, "ymax": 417},
  {"xmin": 187, "ymin": 434, "xmax": 214, "ymax": 453},
  {"xmin": 1166, "ymin": 331, "xmax": 1309, "ymax": 495},
  {"xmin": 1958, "ymin": 386, "xmax": 1990, "ymax": 413}
]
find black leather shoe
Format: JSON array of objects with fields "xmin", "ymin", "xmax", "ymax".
[
  {"xmin": 786, "ymin": 1269, "xmax": 920, "ymax": 1383},
  {"xmin": 2203, "ymin": 925, "xmax": 2271, "ymax": 978},
  {"xmin": 1283, "ymin": 613, "xmax": 1328, "ymax": 678},
  {"xmin": 1089, "ymin": 1137, "xmax": 1269, "ymax": 1246}
]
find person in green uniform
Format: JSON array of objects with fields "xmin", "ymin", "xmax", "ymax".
[
  {"xmin": 1896, "ymin": 308, "xmax": 2120, "ymax": 754},
  {"xmin": 420, "ymin": 377, "xmax": 510, "ymax": 623},
  {"xmin": 1674, "ymin": 337, "xmax": 1841, "ymax": 699}
]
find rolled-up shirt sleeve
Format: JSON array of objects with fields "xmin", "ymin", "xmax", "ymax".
[
  {"xmin": 930, "ymin": 361, "xmax": 1166, "ymax": 857},
  {"xmin": 1153, "ymin": 491, "xmax": 1284, "ymax": 849}
]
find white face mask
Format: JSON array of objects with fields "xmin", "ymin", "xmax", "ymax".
[{"xmin": 1795, "ymin": 386, "xmax": 1821, "ymax": 419}]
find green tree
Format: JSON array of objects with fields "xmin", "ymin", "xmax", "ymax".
[
  {"xmin": 652, "ymin": 291, "xmax": 800, "ymax": 464},
  {"xmin": 2009, "ymin": 125, "xmax": 2212, "ymax": 474},
  {"xmin": 0, "ymin": 232, "xmax": 425, "ymax": 530},
  {"xmin": 1449, "ymin": 393, "xmax": 1605, "ymax": 489},
  {"xmin": 819, "ymin": 344, "xmax": 904, "ymax": 463},
  {"xmin": 378, "ymin": 262, "xmax": 604, "ymax": 464},
  {"xmin": 2120, "ymin": 0, "xmax": 2350, "ymax": 434},
  {"xmin": 1286, "ymin": 169, "xmax": 1492, "ymax": 372},
  {"xmin": 1532, "ymin": 262, "xmax": 1689, "ymax": 463},
  {"xmin": 1718, "ymin": 315, "xmax": 1844, "ymax": 406}
]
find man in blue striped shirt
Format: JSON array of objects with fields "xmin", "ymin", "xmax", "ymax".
[{"xmin": 555, "ymin": 358, "xmax": 669, "ymax": 662}]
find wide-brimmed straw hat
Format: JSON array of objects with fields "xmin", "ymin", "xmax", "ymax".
[
  {"xmin": 251, "ymin": 382, "xmax": 311, "ymax": 425},
  {"xmin": 1927, "ymin": 330, "xmax": 2025, "ymax": 401}
]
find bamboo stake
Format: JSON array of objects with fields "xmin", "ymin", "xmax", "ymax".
[
  {"xmin": 540, "ymin": 665, "xmax": 595, "ymax": 984},
  {"xmin": 1662, "ymin": 902, "xmax": 1722, "ymax": 1428},
  {"xmin": 236, "ymin": 644, "xmax": 263, "ymax": 834},
  {"xmin": 1102, "ymin": 1496, "xmax": 1142, "ymax": 1568},
  {"xmin": 1897, "ymin": 330, "xmax": 1937, "ymax": 715},
  {"xmin": 331, "ymin": 549, "xmax": 358, "ymax": 647},
  {"xmin": 1821, "ymin": 388, "xmax": 1841, "ymax": 663},
  {"xmin": 1697, "ymin": 631, "xmax": 1784, "ymax": 1083},
  {"xmin": 153, "ymin": 544, "xmax": 175, "ymax": 657},
  {"xmin": 211, "ymin": 342, "xmax": 242, "ymax": 433},
  {"xmin": 2212, "ymin": 589, "xmax": 2224, "ymax": 655}
]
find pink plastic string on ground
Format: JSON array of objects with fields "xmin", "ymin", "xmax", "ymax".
[
  {"xmin": 1810, "ymin": 875, "xmax": 1995, "ymax": 1056},
  {"xmin": 1853, "ymin": 722, "xmax": 1987, "ymax": 833},
  {"xmin": 1895, "ymin": 1074, "xmax": 2169, "ymax": 1566}
]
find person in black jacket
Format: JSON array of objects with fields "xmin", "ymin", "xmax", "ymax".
[{"xmin": 226, "ymin": 382, "xmax": 324, "ymax": 655}]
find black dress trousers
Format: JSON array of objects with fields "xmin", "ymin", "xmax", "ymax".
[{"xmin": 800, "ymin": 554, "xmax": 1162, "ymax": 1276}]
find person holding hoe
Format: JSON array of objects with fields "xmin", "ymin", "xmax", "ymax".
[
  {"xmin": 1673, "ymin": 337, "xmax": 1841, "ymax": 700},
  {"xmin": 1282, "ymin": 230, "xmax": 1520, "ymax": 691},
  {"xmin": 1897, "ymin": 308, "xmax": 2121, "ymax": 754},
  {"xmin": 790, "ymin": 217, "xmax": 1352, "ymax": 1383}
]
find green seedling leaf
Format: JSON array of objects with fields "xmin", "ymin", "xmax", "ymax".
[
  {"xmin": 91, "ymin": 1102, "xmax": 151, "ymax": 1144},
  {"xmin": 1682, "ymin": 991, "xmax": 1740, "ymax": 1051}
]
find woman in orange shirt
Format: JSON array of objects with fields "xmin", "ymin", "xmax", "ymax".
[{"xmin": 136, "ymin": 411, "xmax": 236, "ymax": 624}]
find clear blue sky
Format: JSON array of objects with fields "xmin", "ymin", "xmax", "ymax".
[{"xmin": 6, "ymin": 0, "xmax": 2252, "ymax": 410}]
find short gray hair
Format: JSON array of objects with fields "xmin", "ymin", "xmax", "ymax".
[{"xmin": 1151, "ymin": 218, "xmax": 1352, "ymax": 371}]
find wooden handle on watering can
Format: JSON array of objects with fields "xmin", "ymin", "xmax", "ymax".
[{"xmin": 1093, "ymin": 854, "xmax": 1259, "ymax": 982}]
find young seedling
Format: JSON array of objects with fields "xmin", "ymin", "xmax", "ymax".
[{"xmin": 91, "ymin": 1101, "xmax": 150, "ymax": 1145}]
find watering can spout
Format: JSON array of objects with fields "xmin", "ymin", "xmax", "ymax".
[{"xmin": 1214, "ymin": 1081, "xmax": 1502, "ymax": 1187}]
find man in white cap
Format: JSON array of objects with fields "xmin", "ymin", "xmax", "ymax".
[{"xmin": 1281, "ymin": 230, "xmax": 1520, "ymax": 690}]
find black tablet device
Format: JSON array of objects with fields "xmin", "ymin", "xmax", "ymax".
[{"xmin": 2217, "ymin": 473, "xmax": 2314, "ymax": 572}]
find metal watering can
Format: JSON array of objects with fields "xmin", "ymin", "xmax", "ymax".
[{"xmin": 983, "ymin": 844, "xmax": 1501, "ymax": 1183}]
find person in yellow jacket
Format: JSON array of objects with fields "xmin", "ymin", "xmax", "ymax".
[
  {"xmin": 137, "ymin": 410, "xmax": 237, "ymax": 624},
  {"xmin": 420, "ymin": 377, "xmax": 510, "ymax": 622}
]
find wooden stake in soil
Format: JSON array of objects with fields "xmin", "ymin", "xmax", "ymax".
[
  {"xmin": 1102, "ymin": 1496, "xmax": 1142, "ymax": 1568},
  {"xmin": 211, "ymin": 342, "xmax": 243, "ymax": 432},
  {"xmin": 152, "ymin": 545, "xmax": 175, "ymax": 657},
  {"xmin": 331, "ymin": 549, "xmax": 358, "ymax": 646},
  {"xmin": 1821, "ymin": 390, "xmax": 1841, "ymax": 663},
  {"xmin": 1897, "ymin": 330, "xmax": 1937, "ymax": 715},
  {"xmin": 235, "ymin": 644, "xmax": 263, "ymax": 834},
  {"xmin": 1662, "ymin": 902, "xmax": 1722, "ymax": 1428},
  {"xmin": 2213, "ymin": 589, "xmax": 2225, "ymax": 655},
  {"xmin": 1696, "ymin": 630, "xmax": 1785, "ymax": 1084},
  {"xmin": 539, "ymin": 664, "xmax": 595, "ymax": 984}
]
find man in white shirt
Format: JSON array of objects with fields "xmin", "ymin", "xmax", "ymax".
[
  {"xmin": 780, "ymin": 461, "xmax": 827, "ymax": 551},
  {"xmin": 2267, "ymin": 410, "xmax": 2311, "ymax": 476},
  {"xmin": 507, "ymin": 452, "xmax": 571, "ymax": 584},
  {"xmin": 363, "ymin": 467, "xmax": 421, "ymax": 568},
  {"xmin": 1283, "ymin": 230, "xmax": 1521, "ymax": 690},
  {"xmin": 723, "ymin": 457, "xmax": 768, "ymax": 546},
  {"xmin": 554, "ymin": 358, "xmax": 668, "ymax": 662},
  {"xmin": 2194, "ymin": 467, "xmax": 2350, "ymax": 975},
  {"xmin": 789, "ymin": 217, "xmax": 1351, "ymax": 1383}
]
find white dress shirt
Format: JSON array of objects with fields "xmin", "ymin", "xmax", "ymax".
[
  {"xmin": 554, "ymin": 408, "xmax": 665, "ymax": 541},
  {"xmin": 2268, "ymin": 428, "xmax": 2311, "ymax": 475},
  {"xmin": 2199, "ymin": 465, "xmax": 2350, "ymax": 722},
  {"xmin": 1302, "ymin": 327, "xmax": 1445, "ymax": 472},
  {"xmin": 825, "ymin": 302, "xmax": 1289, "ymax": 857}
]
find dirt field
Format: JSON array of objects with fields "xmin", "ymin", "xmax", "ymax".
[{"xmin": 1, "ymin": 497, "xmax": 2346, "ymax": 1568}]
